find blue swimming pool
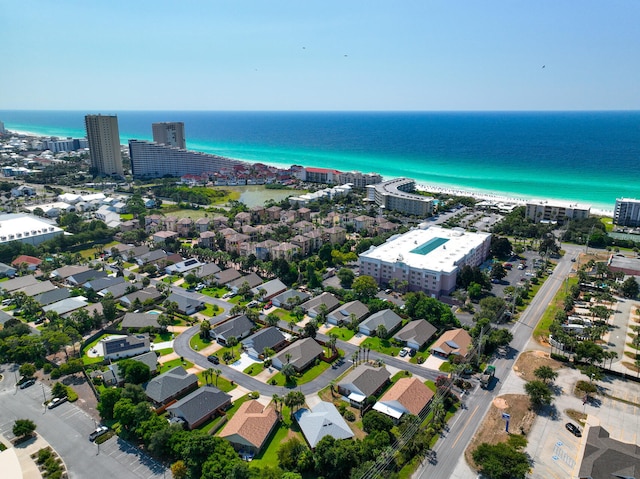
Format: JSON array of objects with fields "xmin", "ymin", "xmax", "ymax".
[{"xmin": 410, "ymin": 237, "xmax": 449, "ymax": 255}]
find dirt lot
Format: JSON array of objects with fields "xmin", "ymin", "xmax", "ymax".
[
  {"xmin": 464, "ymin": 394, "xmax": 536, "ymax": 470},
  {"xmin": 513, "ymin": 350, "xmax": 564, "ymax": 382}
]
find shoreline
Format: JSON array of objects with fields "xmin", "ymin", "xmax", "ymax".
[{"xmin": 4, "ymin": 127, "xmax": 615, "ymax": 218}]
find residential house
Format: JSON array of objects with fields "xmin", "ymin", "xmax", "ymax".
[
  {"xmin": 193, "ymin": 262, "xmax": 221, "ymax": 284},
  {"xmin": 165, "ymin": 258, "xmax": 204, "ymax": 275},
  {"xmin": 271, "ymin": 242, "xmax": 299, "ymax": 261},
  {"xmin": 219, "ymin": 400, "xmax": 278, "ymax": 455},
  {"xmin": 250, "ymin": 278, "xmax": 287, "ymax": 302},
  {"xmin": 297, "ymin": 207, "xmax": 312, "ymax": 221},
  {"xmin": 241, "ymin": 225, "xmax": 259, "ymax": 240},
  {"xmin": 241, "ymin": 326, "xmax": 287, "ymax": 359},
  {"xmin": 166, "ymin": 292, "xmax": 204, "ymax": 315},
  {"xmin": 11, "ymin": 185, "xmax": 36, "ymax": 197},
  {"xmin": 254, "ymin": 239, "xmax": 278, "ymax": 261},
  {"xmin": 214, "ymin": 268, "xmax": 242, "ymax": 286},
  {"xmin": 228, "ymin": 273, "xmax": 263, "ymax": 294},
  {"xmin": 17, "ymin": 280, "xmax": 57, "ymax": 297},
  {"xmin": 83, "ymin": 276, "xmax": 125, "ymax": 293},
  {"xmin": 210, "ymin": 315, "xmax": 254, "ymax": 346},
  {"xmin": 0, "ymin": 262, "xmax": 17, "ymax": 278},
  {"xmin": 101, "ymin": 334, "xmax": 150, "ymax": 361},
  {"xmin": 11, "ymin": 255, "xmax": 42, "ymax": 271},
  {"xmin": 358, "ymin": 309, "xmax": 403, "ymax": 337},
  {"xmin": 198, "ymin": 231, "xmax": 217, "ymax": 248},
  {"xmin": 120, "ymin": 219, "xmax": 140, "ymax": 232},
  {"xmin": 304, "ymin": 230, "xmax": 323, "ymax": 251},
  {"xmin": 99, "ymin": 280, "xmax": 135, "ymax": 299},
  {"xmin": 225, "ymin": 233, "xmax": 250, "ymax": 255},
  {"xmin": 294, "ymin": 401, "xmax": 354, "ymax": 448},
  {"xmin": 293, "ymin": 220, "xmax": 314, "ymax": 235},
  {"xmin": 249, "ymin": 205, "xmax": 266, "ymax": 223},
  {"xmin": 164, "ymin": 216, "xmax": 178, "ymax": 232},
  {"xmin": 43, "ymin": 297, "xmax": 88, "ymax": 316},
  {"xmin": 66, "ymin": 269, "xmax": 108, "ymax": 287},
  {"xmin": 95, "ymin": 350, "xmax": 159, "ymax": 386},
  {"xmin": 300, "ymin": 292, "xmax": 340, "ymax": 319},
  {"xmin": 167, "ymin": 386, "xmax": 232, "ymax": 430},
  {"xmin": 393, "ymin": 319, "xmax": 437, "ymax": 351},
  {"xmin": 324, "ymin": 226, "xmax": 346, "ymax": 245},
  {"xmin": 33, "ymin": 287, "xmax": 71, "ymax": 306},
  {"xmin": 120, "ymin": 287, "xmax": 163, "ymax": 309},
  {"xmin": 338, "ymin": 364, "xmax": 391, "ymax": 407},
  {"xmin": 373, "ymin": 377, "xmax": 435, "ymax": 422},
  {"xmin": 49, "ymin": 265, "xmax": 90, "ymax": 281},
  {"xmin": 290, "ymin": 235, "xmax": 313, "ymax": 256},
  {"xmin": 266, "ymin": 205, "xmax": 282, "ymax": 221},
  {"xmin": 326, "ymin": 300, "xmax": 369, "ymax": 326},
  {"xmin": 153, "ymin": 230, "xmax": 179, "ymax": 244},
  {"xmin": 272, "ymin": 338, "xmax": 324, "ymax": 372},
  {"xmin": 121, "ymin": 312, "xmax": 162, "ymax": 331},
  {"xmin": 430, "ymin": 328, "xmax": 473, "ymax": 358},
  {"xmin": 271, "ymin": 289, "xmax": 310, "ymax": 309},
  {"xmin": 195, "ymin": 217, "xmax": 210, "ymax": 233},
  {"xmin": 235, "ymin": 211, "xmax": 251, "ymax": 226},
  {"xmin": 0, "ymin": 275, "xmax": 38, "ymax": 293},
  {"xmin": 353, "ymin": 215, "xmax": 376, "ymax": 232},
  {"xmin": 176, "ymin": 218, "xmax": 193, "ymax": 237},
  {"xmin": 144, "ymin": 366, "xmax": 199, "ymax": 408}
]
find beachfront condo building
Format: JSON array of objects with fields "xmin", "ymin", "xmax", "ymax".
[
  {"xmin": 525, "ymin": 200, "xmax": 591, "ymax": 224},
  {"xmin": 366, "ymin": 178, "xmax": 435, "ymax": 217},
  {"xmin": 294, "ymin": 166, "xmax": 382, "ymax": 188},
  {"xmin": 152, "ymin": 122, "xmax": 186, "ymax": 149},
  {"xmin": 359, "ymin": 226, "xmax": 491, "ymax": 299},
  {"xmin": 614, "ymin": 198, "xmax": 640, "ymax": 227},
  {"xmin": 84, "ymin": 114, "xmax": 124, "ymax": 176},
  {"xmin": 128, "ymin": 140, "xmax": 242, "ymax": 178}
]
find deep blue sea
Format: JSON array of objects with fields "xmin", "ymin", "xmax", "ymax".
[{"xmin": 1, "ymin": 110, "xmax": 639, "ymax": 211}]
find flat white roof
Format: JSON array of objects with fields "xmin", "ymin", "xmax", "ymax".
[
  {"xmin": 359, "ymin": 226, "xmax": 490, "ymax": 274},
  {"xmin": 0, "ymin": 213, "xmax": 63, "ymax": 241}
]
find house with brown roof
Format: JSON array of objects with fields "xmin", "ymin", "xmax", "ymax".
[
  {"xmin": 215, "ymin": 268, "xmax": 242, "ymax": 286},
  {"xmin": 373, "ymin": 377, "xmax": 434, "ymax": 422},
  {"xmin": 324, "ymin": 226, "xmax": 347, "ymax": 245},
  {"xmin": 430, "ymin": 328, "xmax": 473, "ymax": 358},
  {"xmin": 219, "ymin": 400, "xmax": 279, "ymax": 455},
  {"xmin": 198, "ymin": 230, "xmax": 217, "ymax": 248},
  {"xmin": 228, "ymin": 273, "xmax": 263, "ymax": 294},
  {"xmin": 195, "ymin": 217, "xmax": 210, "ymax": 233},
  {"xmin": 327, "ymin": 300, "xmax": 369, "ymax": 326},
  {"xmin": 176, "ymin": 218, "xmax": 193, "ymax": 237},
  {"xmin": 11, "ymin": 255, "xmax": 42, "ymax": 271}
]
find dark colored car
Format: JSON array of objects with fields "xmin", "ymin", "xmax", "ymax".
[
  {"xmin": 207, "ymin": 355, "xmax": 220, "ymax": 364},
  {"xmin": 19, "ymin": 379, "xmax": 36, "ymax": 389},
  {"xmin": 565, "ymin": 422, "xmax": 582, "ymax": 437}
]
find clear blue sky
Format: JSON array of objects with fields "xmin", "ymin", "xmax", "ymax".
[{"xmin": 1, "ymin": 0, "xmax": 639, "ymax": 110}]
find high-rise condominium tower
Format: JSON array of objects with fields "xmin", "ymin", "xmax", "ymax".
[
  {"xmin": 84, "ymin": 114, "xmax": 124, "ymax": 176},
  {"xmin": 152, "ymin": 122, "xmax": 186, "ymax": 149}
]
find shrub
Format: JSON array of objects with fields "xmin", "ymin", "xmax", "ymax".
[
  {"xmin": 37, "ymin": 448, "xmax": 52, "ymax": 464},
  {"xmin": 343, "ymin": 410, "xmax": 356, "ymax": 422},
  {"xmin": 42, "ymin": 363, "xmax": 53, "ymax": 374}
]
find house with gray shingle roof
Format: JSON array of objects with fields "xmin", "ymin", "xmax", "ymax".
[
  {"xmin": 358, "ymin": 309, "xmax": 403, "ymax": 337},
  {"xmin": 327, "ymin": 300, "xmax": 369, "ymax": 326},
  {"xmin": 166, "ymin": 386, "xmax": 232, "ymax": 429},
  {"xmin": 271, "ymin": 289, "xmax": 310, "ymax": 309},
  {"xmin": 393, "ymin": 319, "xmax": 437, "ymax": 351},
  {"xmin": 241, "ymin": 327, "xmax": 287, "ymax": 359},
  {"xmin": 0, "ymin": 275, "xmax": 38, "ymax": 293},
  {"xmin": 0, "ymin": 309, "xmax": 14, "ymax": 326},
  {"xmin": 144, "ymin": 366, "xmax": 198, "ymax": 407},
  {"xmin": 272, "ymin": 338, "xmax": 324, "ymax": 372},
  {"xmin": 338, "ymin": 364, "xmax": 391, "ymax": 406},
  {"xmin": 120, "ymin": 287, "xmax": 162, "ymax": 308},
  {"xmin": 50, "ymin": 265, "xmax": 90, "ymax": 280},
  {"xmin": 67, "ymin": 269, "xmax": 108, "ymax": 286},
  {"xmin": 294, "ymin": 401, "xmax": 354, "ymax": 448},
  {"xmin": 18, "ymin": 280, "xmax": 57, "ymax": 297},
  {"xmin": 167, "ymin": 292, "xmax": 204, "ymax": 315},
  {"xmin": 43, "ymin": 296, "xmax": 88, "ymax": 316},
  {"xmin": 99, "ymin": 280, "xmax": 135, "ymax": 299},
  {"xmin": 0, "ymin": 262, "xmax": 17, "ymax": 278},
  {"xmin": 250, "ymin": 278, "xmax": 287, "ymax": 301},
  {"xmin": 300, "ymin": 292, "xmax": 340, "ymax": 319},
  {"xmin": 83, "ymin": 276, "xmax": 125, "ymax": 292},
  {"xmin": 121, "ymin": 312, "xmax": 162, "ymax": 331},
  {"xmin": 101, "ymin": 334, "xmax": 150, "ymax": 360},
  {"xmin": 211, "ymin": 315, "xmax": 254, "ymax": 346},
  {"xmin": 228, "ymin": 273, "xmax": 263, "ymax": 293},
  {"xmin": 214, "ymin": 268, "xmax": 242, "ymax": 286},
  {"xmin": 33, "ymin": 288, "xmax": 71, "ymax": 306}
]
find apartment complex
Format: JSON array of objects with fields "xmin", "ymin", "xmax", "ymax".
[
  {"xmin": 359, "ymin": 226, "xmax": 491, "ymax": 298},
  {"xmin": 129, "ymin": 140, "xmax": 242, "ymax": 178},
  {"xmin": 366, "ymin": 178, "xmax": 435, "ymax": 217},
  {"xmin": 152, "ymin": 122, "xmax": 186, "ymax": 149},
  {"xmin": 614, "ymin": 198, "xmax": 640, "ymax": 227},
  {"xmin": 84, "ymin": 115, "xmax": 124, "ymax": 176},
  {"xmin": 524, "ymin": 200, "xmax": 590, "ymax": 224},
  {"xmin": 294, "ymin": 166, "xmax": 382, "ymax": 188}
]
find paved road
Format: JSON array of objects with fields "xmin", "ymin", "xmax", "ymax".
[
  {"xmin": 414, "ymin": 245, "xmax": 583, "ymax": 479},
  {"xmin": 0, "ymin": 364, "xmax": 169, "ymax": 479}
]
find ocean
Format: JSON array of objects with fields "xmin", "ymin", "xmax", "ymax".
[{"xmin": 1, "ymin": 110, "xmax": 639, "ymax": 212}]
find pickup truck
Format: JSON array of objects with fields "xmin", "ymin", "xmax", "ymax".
[{"xmin": 480, "ymin": 365, "xmax": 496, "ymax": 388}]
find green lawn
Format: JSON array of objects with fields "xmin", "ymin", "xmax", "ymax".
[
  {"xmin": 270, "ymin": 360, "xmax": 331, "ymax": 387},
  {"xmin": 534, "ymin": 276, "xmax": 578, "ymax": 341},
  {"xmin": 120, "ymin": 213, "xmax": 134, "ymax": 220},
  {"xmin": 361, "ymin": 336, "xmax": 403, "ymax": 357},
  {"xmin": 190, "ymin": 334, "xmax": 212, "ymax": 351},
  {"xmin": 272, "ymin": 308, "xmax": 300, "ymax": 325},
  {"xmin": 224, "ymin": 394, "xmax": 252, "ymax": 417},
  {"xmin": 409, "ymin": 349, "xmax": 430, "ymax": 364},
  {"xmin": 243, "ymin": 363, "xmax": 264, "ymax": 376},
  {"xmin": 197, "ymin": 414, "xmax": 226, "ymax": 434},
  {"xmin": 162, "ymin": 275, "xmax": 180, "ymax": 284},
  {"xmin": 158, "ymin": 358, "xmax": 193, "ymax": 374},
  {"xmin": 326, "ymin": 326, "xmax": 355, "ymax": 341},
  {"xmin": 197, "ymin": 372, "xmax": 237, "ymax": 393},
  {"xmin": 439, "ymin": 362, "xmax": 453, "ymax": 372},
  {"xmin": 200, "ymin": 304, "xmax": 219, "ymax": 317},
  {"xmin": 200, "ymin": 286, "xmax": 228, "ymax": 299},
  {"xmin": 600, "ymin": 217, "xmax": 614, "ymax": 232},
  {"xmin": 156, "ymin": 348, "xmax": 174, "ymax": 356},
  {"xmin": 153, "ymin": 331, "xmax": 173, "ymax": 343}
]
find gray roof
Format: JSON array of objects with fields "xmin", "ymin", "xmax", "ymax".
[
  {"xmin": 272, "ymin": 289, "xmax": 310, "ymax": 305},
  {"xmin": 301, "ymin": 292, "xmax": 340, "ymax": 315},
  {"xmin": 67, "ymin": 269, "xmax": 108, "ymax": 286},
  {"xmin": 578, "ymin": 425, "xmax": 640, "ymax": 479},
  {"xmin": 393, "ymin": 319, "xmax": 437, "ymax": 348},
  {"xmin": 42, "ymin": 296, "xmax": 88, "ymax": 315},
  {"xmin": 121, "ymin": 287, "xmax": 162, "ymax": 305},
  {"xmin": 250, "ymin": 278, "xmax": 287, "ymax": 298},
  {"xmin": 113, "ymin": 351, "xmax": 158, "ymax": 382},
  {"xmin": 294, "ymin": 401, "xmax": 354, "ymax": 448},
  {"xmin": 100, "ymin": 280, "xmax": 134, "ymax": 299},
  {"xmin": 327, "ymin": 300, "xmax": 369, "ymax": 323},
  {"xmin": 167, "ymin": 386, "xmax": 231, "ymax": 427},
  {"xmin": 228, "ymin": 273, "xmax": 263, "ymax": 291},
  {"xmin": 211, "ymin": 315, "xmax": 254, "ymax": 340},
  {"xmin": 17, "ymin": 280, "xmax": 57, "ymax": 297},
  {"xmin": 339, "ymin": 364, "xmax": 390, "ymax": 398},
  {"xmin": 145, "ymin": 366, "xmax": 198, "ymax": 404},
  {"xmin": 0, "ymin": 309, "xmax": 14, "ymax": 325},
  {"xmin": 137, "ymin": 249, "xmax": 168, "ymax": 264},
  {"xmin": 194, "ymin": 262, "xmax": 221, "ymax": 278},
  {"xmin": 50, "ymin": 265, "xmax": 90, "ymax": 279},
  {"xmin": 215, "ymin": 268, "xmax": 242, "ymax": 285},
  {"xmin": 359, "ymin": 309, "xmax": 402, "ymax": 333},
  {"xmin": 167, "ymin": 292, "xmax": 203, "ymax": 314},
  {"xmin": 103, "ymin": 334, "xmax": 150, "ymax": 356},
  {"xmin": 121, "ymin": 312, "xmax": 161, "ymax": 330},
  {"xmin": 84, "ymin": 276, "xmax": 125, "ymax": 291},
  {"xmin": 0, "ymin": 263, "xmax": 16, "ymax": 275},
  {"xmin": 242, "ymin": 327, "xmax": 286, "ymax": 355},
  {"xmin": 34, "ymin": 287, "xmax": 71, "ymax": 306},
  {"xmin": 0, "ymin": 275, "xmax": 38, "ymax": 292},
  {"xmin": 273, "ymin": 338, "xmax": 324, "ymax": 371}
]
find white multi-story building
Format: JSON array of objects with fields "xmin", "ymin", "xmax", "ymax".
[
  {"xmin": 152, "ymin": 122, "xmax": 186, "ymax": 149},
  {"xmin": 366, "ymin": 178, "xmax": 435, "ymax": 217},
  {"xmin": 614, "ymin": 198, "xmax": 640, "ymax": 227},
  {"xmin": 85, "ymin": 115, "xmax": 124, "ymax": 176},
  {"xmin": 359, "ymin": 226, "xmax": 491, "ymax": 298},
  {"xmin": 128, "ymin": 140, "xmax": 242, "ymax": 178},
  {"xmin": 524, "ymin": 200, "xmax": 590, "ymax": 224},
  {"xmin": 0, "ymin": 214, "xmax": 63, "ymax": 245}
]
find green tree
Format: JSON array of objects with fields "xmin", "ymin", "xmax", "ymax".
[
  {"xmin": 376, "ymin": 324, "xmax": 388, "ymax": 339},
  {"xmin": 533, "ymin": 366, "xmax": 558, "ymax": 384},
  {"xmin": 362, "ymin": 410, "xmax": 394, "ymax": 433},
  {"xmin": 266, "ymin": 313, "xmax": 280, "ymax": 328},
  {"xmin": 171, "ymin": 460, "xmax": 189, "ymax": 479},
  {"xmin": 490, "ymin": 263, "xmax": 507, "ymax": 281},
  {"xmin": 283, "ymin": 391, "xmax": 305, "ymax": 415},
  {"xmin": 227, "ymin": 336, "xmax": 238, "ymax": 358},
  {"xmin": 118, "ymin": 359, "xmax": 151, "ymax": 384},
  {"xmin": 468, "ymin": 282, "xmax": 483, "ymax": 300},
  {"xmin": 97, "ymin": 387, "xmax": 122, "ymax": 420},
  {"xmin": 621, "ymin": 276, "xmax": 639, "ymax": 298},
  {"xmin": 185, "ymin": 273, "xmax": 198, "ymax": 287},
  {"xmin": 278, "ymin": 437, "xmax": 308, "ymax": 471},
  {"xmin": 51, "ymin": 382, "xmax": 68, "ymax": 399},
  {"xmin": 472, "ymin": 440, "xmax": 530, "ymax": 479},
  {"xmin": 200, "ymin": 319, "xmax": 211, "ymax": 339},
  {"xmin": 337, "ymin": 268, "xmax": 355, "ymax": 288},
  {"xmin": 352, "ymin": 275, "xmax": 379, "ymax": 301},
  {"xmin": 13, "ymin": 419, "xmax": 36, "ymax": 438},
  {"xmin": 19, "ymin": 363, "xmax": 36, "ymax": 378},
  {"xmin": 524, "ymin": 380, "xmax": 553, "ymax": 409}
]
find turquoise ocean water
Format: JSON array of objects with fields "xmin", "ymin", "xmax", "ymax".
[{"xmin": 1, "ymin": 111, "xmax": 639, "ymax": 212}]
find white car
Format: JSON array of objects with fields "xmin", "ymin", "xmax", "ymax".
[
  {"xmin": 89, "ymin": 426, "xmax": 109, "ymax": 442},
  {"xmin": 47, "ymin": 397, "xmax": 68, "ymax": 409},
  {"xmin": 398, "ymin": 347, "xmax": 410, "ymax": 357}
]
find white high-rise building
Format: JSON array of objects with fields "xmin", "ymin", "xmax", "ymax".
[
  {"xmin": 84, "ymin": 115, "xmax": 124, "ymax": 176},
  {"xmin": 152, "ymin": 122, "xmax": 186, "ymax": 150},
  {"xmin": 614, "ymin": 198, "xmax": 640, "ymax": 227}
]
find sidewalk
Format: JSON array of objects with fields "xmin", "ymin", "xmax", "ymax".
[{"xmin": 0, "ymin": 432, "xmax": 66, "ymax": 479}]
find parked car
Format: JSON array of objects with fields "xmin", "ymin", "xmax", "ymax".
[
  {"xmin": 89, "ymin": 426, "xmax": 109, "ymax": 442},
  {"xmin": 398, "ymin": 347, "xmax": 410, "ymax": 357},
  {"xmin": 565, "ymin": 422, "xmax": 582, "ymax": 437},
  {"xmin": 207, "ymin": 355, "xmax": 220, "ymax": 364},
  {"xmin": 47, "ymin": 397, "xmax": 68, "ymax": 409},
  {"xmin": 263, "ymin": 301, "xmax": 272, "ymax": 310},
  {"xmin": 19, "ymin": 379, "xmax": 36, "ymax": 389},
  {"xmin": 247, "ymin": 300, "xmax": 259, "ymax": 308}
]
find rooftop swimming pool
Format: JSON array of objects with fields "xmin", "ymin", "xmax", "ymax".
[{"xmin": 410, "ymin": 237, "xmax": 449, "ymax": 255}]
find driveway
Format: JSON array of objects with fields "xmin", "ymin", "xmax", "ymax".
[{"xmin": 228, "ymin": 353, "xmax": 261, "ymax": 372}]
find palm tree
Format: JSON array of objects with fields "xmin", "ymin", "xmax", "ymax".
[
  {"xmin": 281, "ymin": 363, "xmax": 296, "ymax": 383},
  {"xmin": 202, "ymin": 368, "xmax": 213, "ymax": 385},
  {"xmin": 266, "ymin": 313, "xmax": 279, "ymax": 328},
  {"xmin": 214, "ymin": 368, "xmax": 221, "ymax": 387},
  {"xmin": 227, "ymin": 336, "xmax": 238, "ymax": 359},
  {"xmin": 327, "ymin": 333, "xmax": 337, "ymax": 354},
  {"xmin": 272, "ymin": 393, "xmax": 282, "ymax": 419}
]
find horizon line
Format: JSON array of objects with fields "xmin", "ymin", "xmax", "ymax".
[{"xmin": 2, "ymin": 109, "xmax": 640, "ymax": 114}]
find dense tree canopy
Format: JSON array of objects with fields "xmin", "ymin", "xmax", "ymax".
[{"xmin": 404, "ymin": 292, "xmax": 459, "ymax": 329}]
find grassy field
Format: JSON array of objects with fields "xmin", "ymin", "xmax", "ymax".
[
  {"xmin": 158, "ymin": 358, "xmax": 193, "ymax": 374},
  {"xmin": 190, "ymin": 334, "xmax": 212, "ymax": 351},
  {"xmin": 243, "ymin": 363, "xmax": 264, "ymax": 376},
  {"xmin": 79, "ymin": 240, "xmax": 120, "ymax": 259},
  {"xmin": 534, "ymin": 276, "xmax": 578, "ymax": 341},
  {"xmin": 200, "ymin": 286, "xmax": 228, "ymax": 298},
  {"xmin": 361, "ymin": 336, "xmax": 403, "ymax": 357},
  {"xmin": 326, "ymin": 326, "xmax": 356, "ymax": 341},
  {"xmin": 271, "ymin": 308, "xmax": 300, "ymax": 325},
  {"xmin": 200, "ymin": 304, "xmax": 219, "ymax": 317},
  {"xmin": 196, "ymin": 371, "xmax": 236, "ymax": 393},
  {"xmin": 270, "ymin": 360, "xmax": 330, "ymax": 387}
]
